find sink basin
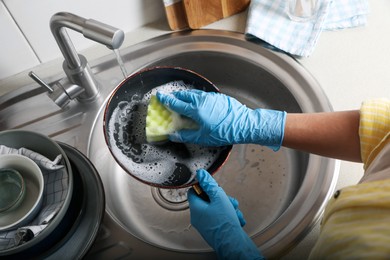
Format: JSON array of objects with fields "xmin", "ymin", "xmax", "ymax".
[{"xmin": 0, "ymin": 29, "xmax": 338, "ymax": 258}]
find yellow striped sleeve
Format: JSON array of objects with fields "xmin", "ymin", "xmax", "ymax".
[
  {"xmin": 309, "ymin": 179, "xmax": 390, "ymax": 259},
  {"xmin": 359, "ymin": 99, "xmax": 390, "ymax": 169}
]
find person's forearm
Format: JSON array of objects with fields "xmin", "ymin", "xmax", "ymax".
[{"xmin": 282, "ymin": 110, "xmax": 362, "ymax": 162}]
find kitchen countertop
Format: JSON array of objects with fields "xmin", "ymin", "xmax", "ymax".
[{"xmin": 1, "ymin": 0, "xmax": 389, "ymax": 258}]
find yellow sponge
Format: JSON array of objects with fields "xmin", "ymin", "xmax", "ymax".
[{"xmin": 145, "ymin": 95, "xmax": 197, "ymax": 143}]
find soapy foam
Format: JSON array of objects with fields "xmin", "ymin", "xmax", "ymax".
[{"xmin": 108, "ymin": 81, "xmax": 225, "ymax": 186}]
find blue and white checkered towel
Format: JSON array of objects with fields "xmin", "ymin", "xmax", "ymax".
[{"xmin": 245, "ymin": 0, "xmax": 369, "ymax": 57}]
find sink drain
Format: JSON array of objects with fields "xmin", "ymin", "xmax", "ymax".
[{"xmin": 151, "ymin": 187, "xmax": 189, "ymax": 211}]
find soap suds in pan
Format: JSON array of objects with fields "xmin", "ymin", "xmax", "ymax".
[{"xmin": 107, "ymin": 80, "xmax": 224, "ymax": 186}]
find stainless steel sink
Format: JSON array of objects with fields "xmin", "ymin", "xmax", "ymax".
[{"xmin": 0, "ymin": 29, "xmax": 339, "ymax": 259}]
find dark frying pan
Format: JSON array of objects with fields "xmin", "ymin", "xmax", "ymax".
[{"xmin": 103, "ymin": 67, "xmax": 232, "ymax": 192}]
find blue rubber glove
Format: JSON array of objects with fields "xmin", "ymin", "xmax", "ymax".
[
  {"xmin": 156, "ymin": 90, "xmax": 286, "ymax": 151},
  {"xmin": 188, "ymin": 169, "xmax": 264, "ymax": 260}
]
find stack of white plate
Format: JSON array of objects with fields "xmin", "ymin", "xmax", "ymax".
[{"xmin": 0, "ymin": 130, "xmax": 104, "ymax": 259}]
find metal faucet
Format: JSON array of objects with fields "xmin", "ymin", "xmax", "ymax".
[{"xmin": 30, "ymin": 12, "xmax": 124, "ymax": 107}]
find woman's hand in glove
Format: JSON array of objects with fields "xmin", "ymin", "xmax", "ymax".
[
  {"xmin": 157, "ymin": 90, "xmax": 286, "ymax": 150},
  {"xmin": 188, "ymin": 169, "xmax": 264, "ymax": 260}
]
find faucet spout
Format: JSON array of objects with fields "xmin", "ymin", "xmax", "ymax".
[{"xmin": 50, "ymin": 12, "xmax": 124, "ymax": 102}]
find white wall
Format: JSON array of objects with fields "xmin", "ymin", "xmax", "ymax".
[{"xmin": 0, "ymin": 0, "xmax": 165, "ymax": 80}]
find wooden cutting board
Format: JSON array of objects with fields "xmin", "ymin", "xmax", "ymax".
[
  {"xmin": 163, "ymin": 0, "xmax": 250, "ymax": 30},
  {"xmin": 183, "ymin": 0, "xmax": 250, "ymax": 29},
  {"xmin": 163, "ymin": 0, "xmax": 189, "ymax": 30}
]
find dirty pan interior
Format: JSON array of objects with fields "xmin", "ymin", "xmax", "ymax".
[{"xmin": 103, "ymin": 67, "xmax": 232, "ymax": 189}]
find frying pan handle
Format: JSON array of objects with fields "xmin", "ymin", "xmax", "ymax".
[{"xmin": 192, "ymin": 184, "xmax": 210, "ymax": 202}]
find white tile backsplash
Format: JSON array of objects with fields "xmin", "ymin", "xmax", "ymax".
[
  {"xmin": 1, "ymin": 0, "xmax": 165, "ymax": 81},
  {"xmin": 0, "ymin": 1, "xmax": 40, "ymax": 80}
]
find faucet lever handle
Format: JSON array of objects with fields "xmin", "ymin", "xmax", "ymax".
[
  {"xmin": 28, "ymin": 71, "xmax": 54, "ymax": 93},
  {"xmin": 29, "ymin": 71, "xmax": 73, "ymax": 108}
]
